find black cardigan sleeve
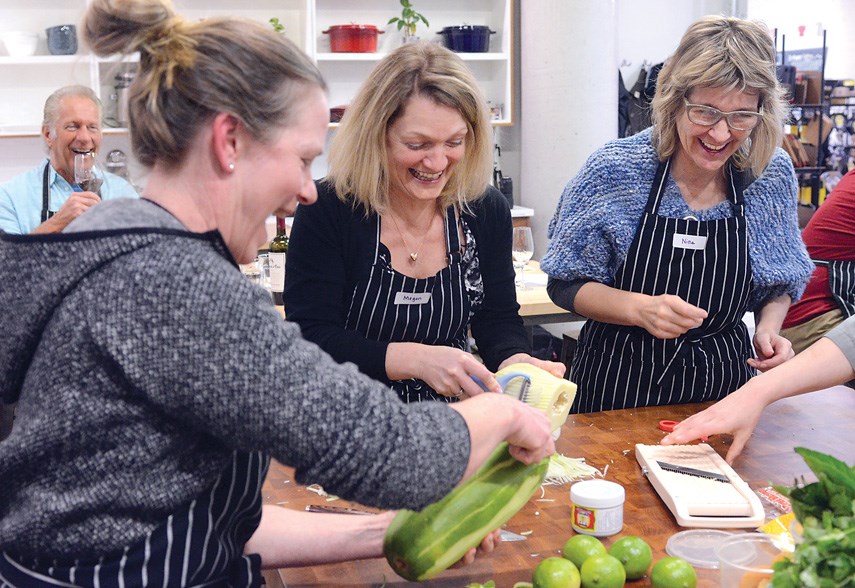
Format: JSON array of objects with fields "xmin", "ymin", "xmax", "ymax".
[
  {"xmin": 467, "ymin": 186, "xmax": 530, "ymax": 370},
  {"xmin": 284, "ymin": 181, "xmax": 390, "ymax": 380},
  {"xmin": 285, "ymin": 182, "xmax": 531, "ymax": 379}
]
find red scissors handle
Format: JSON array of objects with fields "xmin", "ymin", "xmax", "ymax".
[
  {"xmin": 658, "ymin": 419, "xmax": 679, "ymax": 432},
  {"xmin": 658, "ymin": 419, "xmax": 707, "ymax": 442}
]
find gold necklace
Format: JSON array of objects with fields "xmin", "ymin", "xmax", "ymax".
[{"xmin": 389, "ymin": 210, "xmax": 436, "ymax": 263}]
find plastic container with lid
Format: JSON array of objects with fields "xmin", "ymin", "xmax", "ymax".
[
  {"xmin": 666, "ymin": 529, "xmax": 734, "ymax": 569},
  {"xmin": 570, "ymin": 480, "xmax": 625, "ymax": 537}
]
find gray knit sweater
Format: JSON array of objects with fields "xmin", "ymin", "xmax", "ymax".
[
  {"xmin": 0, "ymin": 199, "xmax": 470, "ymax": 560},
  {"xmin": 826, "ymin": 315, "xmax": 855, "ymax": 369}
]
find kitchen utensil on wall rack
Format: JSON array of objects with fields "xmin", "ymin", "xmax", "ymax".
[{"xmin": 493, "ymin": 143, "xmax": 513, "ymax": 209}]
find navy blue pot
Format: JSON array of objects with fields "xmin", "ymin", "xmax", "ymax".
[{"xmin": 438, "ymin": 25, "xmax": 495, "ymax": 53}]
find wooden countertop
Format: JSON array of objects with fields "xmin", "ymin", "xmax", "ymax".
[
  {"xmin": 261, "ymin": 386, "xmax": 854, "ymax": 587},
  {"xmin": 274, "ymin": 261, "xmax": 578, "ymax": 324},
  {"xmin": 511, "ymin": 205, "xmax": 534, "ymax": 218},
  {"xmin": 514, "ymin": 261, "xmax": 584, "ymax": 329},
  {"xmin": 515, "ymin": 262, "xmax": 571, "ymax": 320}
]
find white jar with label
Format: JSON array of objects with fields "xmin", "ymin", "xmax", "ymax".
[{"xmin": 570, "ymin": 479, "xmax": 625, "ymax": 537}]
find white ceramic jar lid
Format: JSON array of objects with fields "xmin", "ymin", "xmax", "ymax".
[{"xmin": 570, "ymin": 479, "xmax": 625, "ymax": 508}]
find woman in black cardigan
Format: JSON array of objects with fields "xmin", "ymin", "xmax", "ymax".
[{"xmin": 285, "ymin": 42, "xmax": 564, "ymax": 403}]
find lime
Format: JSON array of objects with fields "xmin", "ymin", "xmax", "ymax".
[
  {"xmin": 650, "ymin": 557, "xmax": 698, "ymax": 588},
  {"xmin": 608, "ymin": 535, "xmax": 653, "ymax": 580},
  {"xmin": 579, "ymin": 553, "xmax": 626, "ymax": 588},
  {"xmin": 532, "ymin": 556, "xmax": 581, "ymax": 588},
  {"xmin": 562, "ymin": 534, "xmax": 607, "ymax": 569}
]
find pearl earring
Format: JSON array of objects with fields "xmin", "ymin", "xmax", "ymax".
[{"xmin": 228, "ymin": 162, "xmax": 235, "ymax": 171}]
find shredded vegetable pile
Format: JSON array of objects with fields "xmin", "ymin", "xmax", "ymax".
[{"xmin": 543, "ymin": 453, "xmax": 601, "ymax": 485}]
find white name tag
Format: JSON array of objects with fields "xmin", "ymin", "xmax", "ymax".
[
  {"xmin": 672, "ymin": 233, "xmax": 707, "ymax": 250},
  {"xmin": 394, "ymin": 292, "xmax": 432, "ymax": 305}
]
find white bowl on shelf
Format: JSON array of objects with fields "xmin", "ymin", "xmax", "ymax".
[{"xmin": 0, "ymin": 32, "xmax": 39, "ymax": 57}]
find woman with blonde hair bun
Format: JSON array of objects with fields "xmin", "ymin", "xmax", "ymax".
[{"xmin": 0, "ymin": 0, "xmax": 555, "ymax": 584}]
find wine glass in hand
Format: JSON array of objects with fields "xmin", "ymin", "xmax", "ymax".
[
  {"xmin": 73, "ymin": 152, "xmax": 103, "ymax": 195},
  {"xmin": 512, "ymin": 226, "xmax": 534, "ymax": 289}
]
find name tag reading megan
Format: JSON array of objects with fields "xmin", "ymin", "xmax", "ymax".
[
  {"xmin": 394, "ymin": 292, "xmax": 431, "ymax": 305},
  {"xmin": 672, "ymin": 233, "xmax": 707, "ymax": 251}
]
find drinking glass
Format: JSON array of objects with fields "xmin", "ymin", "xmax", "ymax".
[
  {"xmin": 239, "ymin": 259, "xmax": 262, "ymax": 286},
  {"xmin": 73, "ymin": 152, "xmax": 103, "ymax": 194},
  {"xmin": 512, "ymin": 226, "xmax": 534, "ymax": 289},
  {"xmin": 257, "ymin": 253, "xmax": 271, "ymax": 291},
  {"xmin": 239, "ymin": 255, "xmax": 271, "ymax": 291}
]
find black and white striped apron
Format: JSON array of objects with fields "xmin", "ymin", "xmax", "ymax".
[
  {"xmin": 570, "ymin": 159, "xmax": 755, "ymax": 413},
  {"xmin": 345, "ymin": 206, "xmax": 483, "ymax": 403},
  {"xmin": 41, "ymin": 161, "xmax": 56, "ymax": 223},
  {"xmin": 813, "ymin": 259, "xmax": 855, "ymax": 318},
  {"xmin": 0, "ymin": 451, "xmax": 269, "ymax": 588}
]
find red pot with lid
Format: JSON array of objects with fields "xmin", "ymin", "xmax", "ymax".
[{"xmin": 323, "ymin": 24, "xmax": 383, "ymax": 53}]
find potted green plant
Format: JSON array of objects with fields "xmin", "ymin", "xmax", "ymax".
[
  {"xmin": 387, "ymin": 0, "xmax": 429, "ymax": 43},
  {"xmin": 269, "ymin": 17, "xmax": 285, "ymax": 35}
]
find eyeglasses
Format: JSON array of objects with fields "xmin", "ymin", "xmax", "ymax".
[{"xmin": 684, "ymin": 99, "xmax": 763, "ymax": 131}]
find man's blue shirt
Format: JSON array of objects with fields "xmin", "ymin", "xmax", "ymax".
[{"xmin": 0, "ymin": 159, "xmax": 139, "ymax": 234}]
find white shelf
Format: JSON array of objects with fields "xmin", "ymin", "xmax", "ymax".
[
  {"xmin": 314, "ymin": 0, "xmax": 512, "ymax": 120},
  {"xmin": 0, "ymin": 55, "xmax": 84, "ymax": 65},
  {"xmin": 316, "ymin": 50, "xmax": 507, "ymax": 61},
  {"xmin": 314, "ymin": 52, "xmax": 385, "ymax": 62},
  {"xmin": 1, "ymin": 0, "xmax": 512, "ymax": 130},
  {"xmin": 95, "ymin": 53, "xmax": 141, "ymax": 64},
  {"xmin": 0, "ymin": 126, "xmax": 129, "ymax": 138},
  {"xmin": 0, "ymin": 127, "xmax": 42, "ymax": 138},
  {"xmin": 453, "ymin": 52, "xmax": 509, "ymax": 61},
  {"xmin": 0, "ymin": 0, "xmax": 514, "ymax": 182}
]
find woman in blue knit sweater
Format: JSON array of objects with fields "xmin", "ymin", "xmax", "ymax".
[{"xmin": 542, "ymin": 16, "xmax": 813, "ymax": 413}]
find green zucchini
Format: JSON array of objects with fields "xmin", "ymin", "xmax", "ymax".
[{"xmin": 383, "ymin": 441, "xmax": 548, "ymax": 581}]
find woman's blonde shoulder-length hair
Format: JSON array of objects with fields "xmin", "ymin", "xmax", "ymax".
[
  {"xmin": 651, "ymin": 16, "xmax": 789, "ymax": 178},
  {"xmin": 326, "ymin": 41, "xmax": 493, "ymax": 215}
]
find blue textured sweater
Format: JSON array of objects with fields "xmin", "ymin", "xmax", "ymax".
[{"xmin": 541, "ymin": 128, "xmax": 812, "ymax": 310}]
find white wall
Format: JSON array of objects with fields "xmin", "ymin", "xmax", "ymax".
[
  {"xmin": 746, "ymin": 0, "xmax": 854, "ymax": 79},
  {"xmin": 515, "ymin": 0, "xmax": 735, "ymax": 256},
  {"xmin": 518, "ymin": 0, "xmax": 618, "ymax": 258},
  {"xmin": 617, "ymin": 0, "xmax": 734, "ymax": 100}
]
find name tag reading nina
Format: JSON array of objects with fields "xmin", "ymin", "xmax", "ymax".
[
  {"xmin": 394, "ymin": 292, "xmax": 431, "ymax": 305},
  {"xmin": 672, "ymin": 233, "xmax": 707, "ymax": 251}
]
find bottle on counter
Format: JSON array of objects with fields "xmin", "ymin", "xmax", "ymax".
[{"xmin": 268, "ymin": 216, "xmax": 288, "ymax": 306}]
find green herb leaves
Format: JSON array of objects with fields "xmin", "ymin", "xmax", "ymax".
[{"xmin": 771, "ymin": 447, "xmax": 855, "ymax": 587}]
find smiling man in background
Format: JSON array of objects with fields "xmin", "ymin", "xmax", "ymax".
[{"xmin": 0, "ymin": 85, "xmax": 137, "ymax": 235}]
